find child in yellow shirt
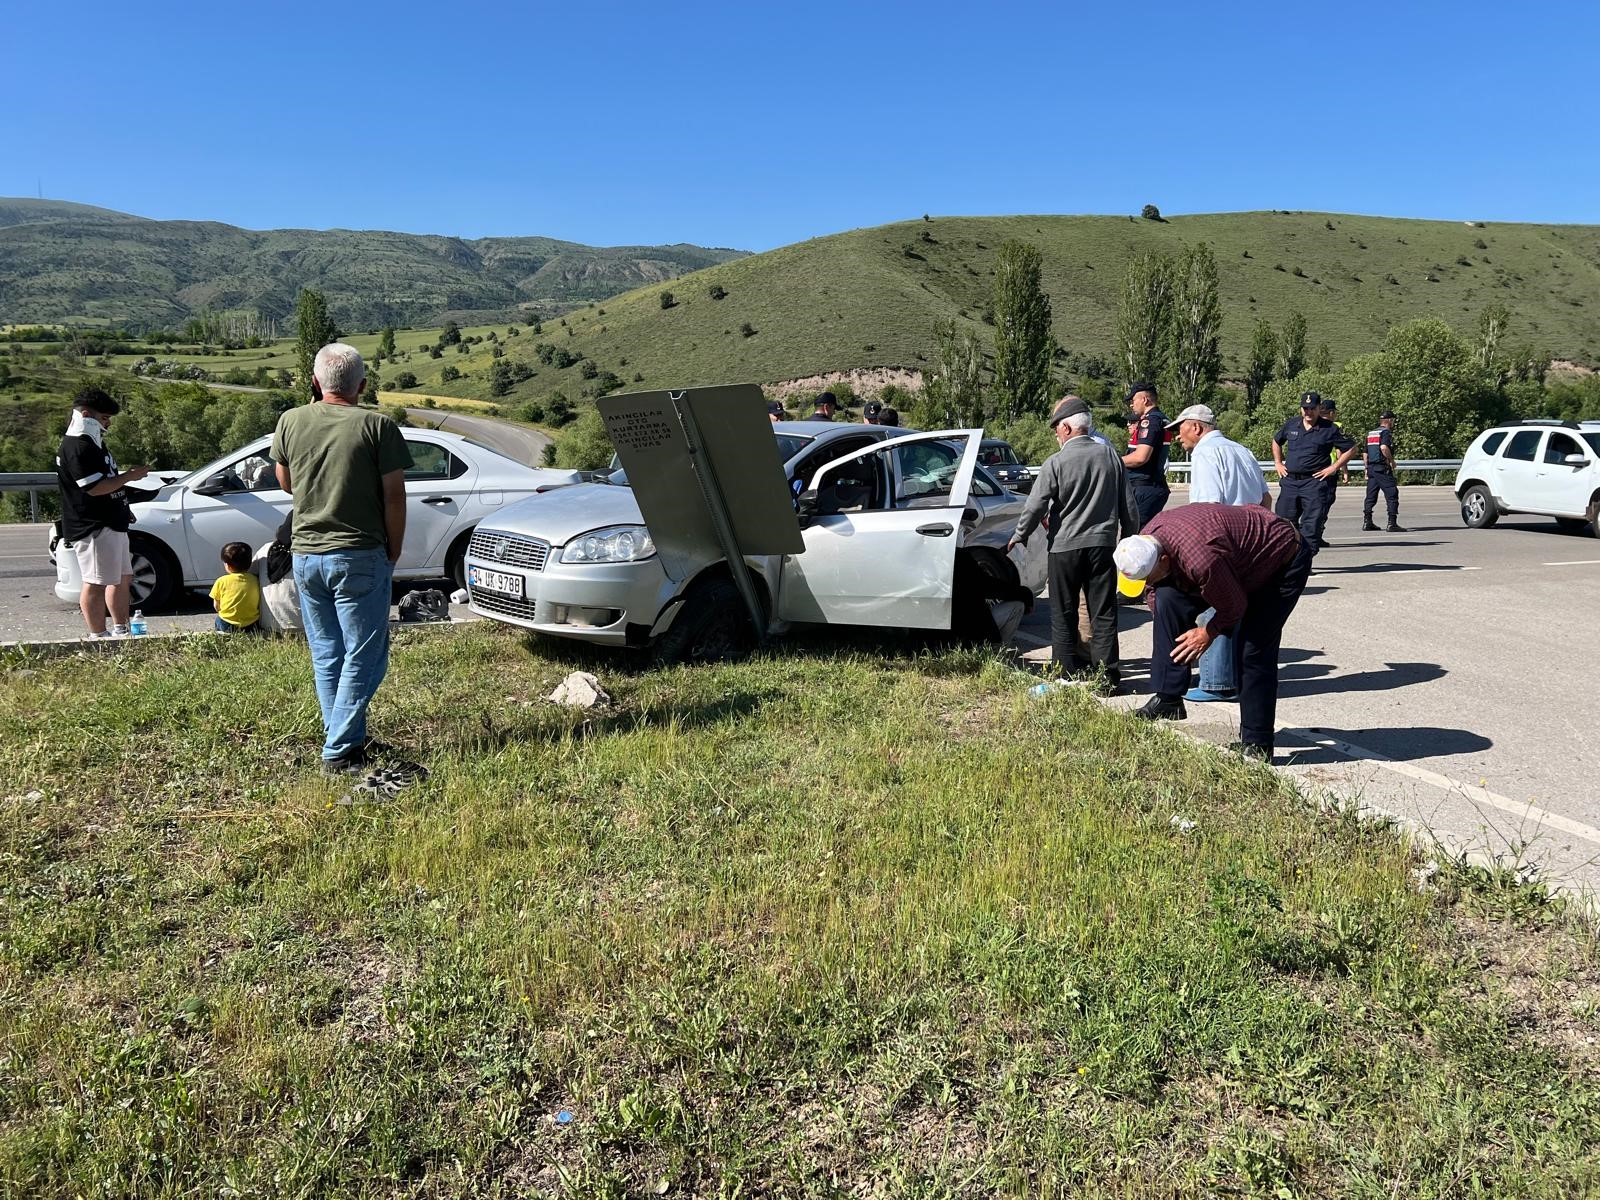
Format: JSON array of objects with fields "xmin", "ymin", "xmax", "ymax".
[{"xmin": 210, "ymin": 541, "xmax": 262, "ymax": 633}]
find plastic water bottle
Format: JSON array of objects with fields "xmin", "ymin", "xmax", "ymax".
[{"xmin": 129, "ymin": 610, "xmax": 147, "ymax": 637}]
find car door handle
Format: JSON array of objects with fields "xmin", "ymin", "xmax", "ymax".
[
  {"xmin": 916, "ymin": 522, "xmax": 954, "ymax": 537},
  {"xmin": 421, "ymin": 496, "xmax": 453, "ymax": 505},
  {"xmin": 963, "ymin": 507, "xmax": 980, "ymax": 522}
]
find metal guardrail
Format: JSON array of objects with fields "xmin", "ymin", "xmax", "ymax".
[
  {"xmin": 0, "ymin": 473, "xmax": 58, "ymax": 522},
  {"xmin": 1165, "ymin": 459, "xmax": 1463, "ymax": 477}
]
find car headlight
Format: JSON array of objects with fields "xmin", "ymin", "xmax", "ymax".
[{"xmin": 559, "ymin": 525, "xmax": 656, "ymax": 564}]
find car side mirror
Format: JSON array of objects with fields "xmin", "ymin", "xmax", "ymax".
[
  {"xmin": 795, "ymin": 488, "xmax": 819, "ymax": 529},
  {"xmin": 191, "ymin": 471, "xmax": 232, "ymax": 497},
  {"xmin": 1565, "ymin": 454, "xmax": 1588, "ymax": 468}
]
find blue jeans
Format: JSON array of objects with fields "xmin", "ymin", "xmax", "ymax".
[
  {"xmin": 293, "ymin": 548, "xmax": 393, "ymax": 761},
  {"xmin": 1196, "ymin": 607, "xmax": 1241, "ymax": 693}
]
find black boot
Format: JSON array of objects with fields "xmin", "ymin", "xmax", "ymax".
[
  {"xmin": 1386, "ymin": 521, "xmax": 1406, "ymax": 532},
  {"xmin": 1361, "ymin": 518, "xmax": 1378, "ymax": 531},
  {"xmin": 1134, "ymin": 694, "xmax": 1187, "ymax": 721}
]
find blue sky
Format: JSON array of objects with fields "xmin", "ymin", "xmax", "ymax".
[{"xmin": 6, "ymin": 0, "xmax": 1596, "ymax": 251}]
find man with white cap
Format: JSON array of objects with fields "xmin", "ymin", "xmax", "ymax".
[
  {"xmin": 1113, "ymin": 503, "xmax": 1312, "ymax": 762},
  {"xmin": 1007, "ymin": 395, "xmax": 1137, "ymax": 688},
  {"xmin": 1170, "ymin": 404, "xmax": 1270, "ymax": 703}
]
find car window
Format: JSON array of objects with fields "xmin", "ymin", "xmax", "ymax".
[
  {"xmin": 895, "ymin": 439, "xmax": 963, "ymax": 506},
  {"xmin": 215, "ymin": 451, "xmax": 280, "ymax": 494},
  {"xmin": 1480, "ymin": 431, "xmax": 1507, "ymax": 455},
  {"xmin": 774, "ymin": 434, "xmax": 815, "ymax": 460},
  {"xmin": 970, "ymin": 467, "xmax": 1000, "ymax": 497},
  {"xmin": 978, "ymin": 444, "xmax": 1018, "ymax": 466},
  {"xmin": 1583, "ymin": 433, "xmax": 1600, "ymax": 457},
  {"xmin": 405, "ymin": 442, "xmax": 466, "ymax": 481},
  {"xmin": 1545, "ymin": 432, "xmax": 1583, "ymax": 464},
  {"xmin": 791, "ymin": 435, "xmax": 877, "ymax": 490},
  {"xmin": 813, "ymin": 451, "xmax": 890, "ymax": 516},
  {"xmin": 1502, "ymin": 430, "xmax": 1541, "ymax": 462}
]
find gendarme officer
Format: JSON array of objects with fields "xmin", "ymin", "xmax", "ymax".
[
  {"xmin": 1362, "ymin": 410, "xmax": 1406, "ymax": 532},
  {"xmin": 1271, "ymin": 391, "xmax": 1355, "ymax": 553},
  {"xmin": 1121, "ymin": 381, "xmax": 1169, "ymax": 528}
]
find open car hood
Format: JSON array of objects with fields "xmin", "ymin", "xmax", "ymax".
[{"xmin": 487, "ymin": 481, "xmax": 645, "ymax": 546}]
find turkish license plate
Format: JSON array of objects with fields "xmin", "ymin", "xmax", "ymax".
[{"xmin": 469, "ymin": 566, "xmax": 523, "ymax": 598}]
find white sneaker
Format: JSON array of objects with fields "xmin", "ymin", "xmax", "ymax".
[{"xmin": 109, "ymin": 625, "xmax": 131, "ymax": 639}]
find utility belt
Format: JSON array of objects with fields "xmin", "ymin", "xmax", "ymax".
[
  {"xmin": 1366, "ymin": 461, "xmax": 1392, "ymax": 473},
  {"xmin": 1131, "ymin": 477, "xmax": 1170, "ymax": 490},
  {"xmin": 1284, "ymin": 471, "xmax": 1318, "ymax": 480}
]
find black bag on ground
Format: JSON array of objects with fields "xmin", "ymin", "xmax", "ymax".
[{"xmin": 398, "ymin": 588, "xmax": 450, "ymax": 623}]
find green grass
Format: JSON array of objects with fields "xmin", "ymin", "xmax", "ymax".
[{"xmin": 2, "ymin": 626, "xmax": 1597, "ymax": 1196}]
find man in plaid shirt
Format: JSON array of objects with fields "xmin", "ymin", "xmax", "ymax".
[{"xmin": 1112, "ymin": 503, "xmax": 1313, "ymax": 762}]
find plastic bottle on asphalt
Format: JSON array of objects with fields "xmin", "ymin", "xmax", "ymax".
[{"xmin": 129, "ymin": 610, "xmax": 147, "ymax": 636}]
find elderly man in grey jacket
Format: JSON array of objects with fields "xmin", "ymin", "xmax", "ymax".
[{"xmin": 1006, "ymin": 396, "xmax": 1138, "ymax": 687}]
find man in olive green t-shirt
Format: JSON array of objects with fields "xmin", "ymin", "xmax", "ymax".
[{"xmin": 271, "ymin": 343, "xmax": 413, "ymax": 773}]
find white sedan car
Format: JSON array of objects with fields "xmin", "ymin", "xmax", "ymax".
[{"xmin": 52, "ymin": 427, "xmax": 579, "ymax": 609}]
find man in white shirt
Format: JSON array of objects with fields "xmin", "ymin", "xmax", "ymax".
[{"xmin": 1172, "ymin": 404, "xmax": 1271, "ymax": 702}]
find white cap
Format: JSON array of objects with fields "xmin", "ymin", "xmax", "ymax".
[
  {"xmin": 1171, "ymin": 404, "xmax": 1216, "ymax": 426},
  {"xmin": 1113, "ymin": 534, "xmax": 1161, "ymax": 580}
]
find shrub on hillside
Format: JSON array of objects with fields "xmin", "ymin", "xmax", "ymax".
[
  {"xmin": 553, "ymin": 409, "xmax": 614, "ymax": 471},
  {"xmin": 740, "ymin": 323, "xmax": 757, "ymax": 338},
  {"xmin": 440, "ymin": 365, "xmax": 461, "ymax": 382},
  {"xmin": 1141, "ymin": 204, "xmax": 1162, "ymax": 221},
  {"xmin": 395, "ymin": 372, "xmax": 419, "ymax": 389},
  {"xmin": 708, "ymin": 284, "xmax": 727, "ymax": 300},
  {"xmin": 580, "ymin": 360, "xmax": 599, "ymax": 380},
  {"xmin": 660, "ymin": 291, "xmax": 677, "ymax": 310}
]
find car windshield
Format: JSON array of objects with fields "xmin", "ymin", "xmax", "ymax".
[
  {"xmin": 979, "ymin": 444, "xmax": 1019, "ymax": 466},
  {"xmin": 1583, "ymin": 433, "xmax": 1600, "ymax": 456}
]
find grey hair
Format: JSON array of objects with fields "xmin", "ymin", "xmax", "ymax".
[
  {"xmin": 1064, "ymin": 411, "xmax": 1094, "ymax": 435},
  {"xmin": 313, "ymin": 343, "xmax": 366, "ymax": 397}
]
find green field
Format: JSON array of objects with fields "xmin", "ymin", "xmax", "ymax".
[{"xmin": 2, "ymin": 625, "xmax": 1597, "ymax": 1195}]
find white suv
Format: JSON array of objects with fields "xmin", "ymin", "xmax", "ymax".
[{"xmin": 1455, "ymin": 419, "xmax": 1600, "ymax": 535}]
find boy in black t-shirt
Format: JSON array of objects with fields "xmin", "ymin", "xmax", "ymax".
[{"xmin": 55, "ymin": 388, "xmax": 150, "ymax": 638}]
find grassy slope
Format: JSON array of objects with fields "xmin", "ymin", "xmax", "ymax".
[
  {"xmin": 1, "ymin": 626, "xmax": 1596, "ymax": 1196},
  {"xmin": 467, "ymin": 211, "xmax": 1600, "ymax": 408}
]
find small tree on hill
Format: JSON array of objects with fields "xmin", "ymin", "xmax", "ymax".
[
  {"xmin": 1477, "ymin": 303, "xmax": 1511, "ymax": 377},
  {"xmin": 990, "ymin": 240, "xmax": 1054, "ymax": 421},
  {"xmin": 439, "ymin": 320, "xmax": 461, "ymax": 347},
  {"xmin": 1141, "ymin": 204, "xmax": 1162, "ymax": 221},
  {"xmin": 660, "ymin": 291, "xmax": 677, "ymax": 310},
  {"xmin": 378, "ymin": 325, "xmax": 397, "ymax": 358}
]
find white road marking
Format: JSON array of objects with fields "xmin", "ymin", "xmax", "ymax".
[
  {"xmin": 1543, "ymin": 559, "xmax": 1600, "ymax": 567},
  {"xmin": 1281, "ymin": 728, "xmax": 1600, "ymax": 848}
]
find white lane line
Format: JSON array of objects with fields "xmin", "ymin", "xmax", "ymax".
[
  {"xmin": 1543, "ymin": 559, "xmax": 1600, "ymax": 567},
  {"xmin": 1280, "ymin": 728, "xmax": 1600, "ymax": 847}
]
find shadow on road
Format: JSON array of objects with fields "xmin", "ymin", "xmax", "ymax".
[
  {"xmin": 1278, "ymin": 660, "xmax": 1446, "ymax": 698},
  {"xmin": 1310, "ymin": 562, "xmax": 1468, "ymax": 575},
  {"xmin": 1279, "ymin": 724, "xmax": 1492, "ymax": 764}
]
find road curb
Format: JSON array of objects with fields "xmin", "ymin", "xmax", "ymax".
[{"xmin": 0, "ymin": 617, "xmax": 474, "ymax": 661}]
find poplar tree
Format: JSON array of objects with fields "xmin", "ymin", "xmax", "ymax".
[
  {"xmin": 990, "ymin": 241, "xmax": 1054, "ymax": 421},
  {"xmin": 294, "ymin": 288, "xmax": 338, "ymax": 403},
  {"xmin": 1168, "ymin": 242, "xmax": 1222, "ymax": 408},
  {"xmin": 1115, "ymin": 250, "xmax": 1174, "ymax": 386}
]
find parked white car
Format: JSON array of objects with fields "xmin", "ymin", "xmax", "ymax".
[
  {"xmin": 465, "ymin": 420, "xmax": 1045, "ymax": 659},
  {"xmin": 1455, "ymin": 419, "xmax": 1600, "ymax": 535},
  {"xmin": 51, "ymin": 427, "xmax": 580, "ymax": 609}
]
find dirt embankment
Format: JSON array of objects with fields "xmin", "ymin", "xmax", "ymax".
[{"xmin": 766, "ymin": 367, "xmax": 925, "ymax": 402}]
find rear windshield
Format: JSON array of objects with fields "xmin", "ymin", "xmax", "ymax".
[
  {"xmin": 1480, "ymin": 431, "xmax": 1507, "ymax": 455},
  {"xmin": 1583, "ymin": 433, "xmax": 1600, "ymax": 457}
]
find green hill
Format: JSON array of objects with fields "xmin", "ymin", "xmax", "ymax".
[
  {"xmin": 405, "ymin": 210, "xmax": 1600, "ymax": 408},
  {"xmin": 0, "ymin": 199, "xmax": 747, "ymax": 331}
]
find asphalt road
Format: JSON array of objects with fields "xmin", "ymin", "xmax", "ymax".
[
  {"xmin": 403, "ymin": 408, "xmax": 552, "ymax": 466},
  {"xmin": 6, "ymin": 484, "xmax": 1599, "ymax": 890},
  {"xmin": 1015, "ymin": 486, "xmax": 1600, "ymax": 893}
]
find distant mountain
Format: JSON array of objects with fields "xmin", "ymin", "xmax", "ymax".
[{"xmin": 0, "ymin": 199, "xmax": 747, "ymax": 330}]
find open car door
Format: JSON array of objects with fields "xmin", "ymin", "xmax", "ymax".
[{"xmin": 777, "ymin": 429, "xmax": 982, "ymax": 630}]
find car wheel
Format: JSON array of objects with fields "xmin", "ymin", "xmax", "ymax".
[
  {"xmin": 128, "ymin": 533, "xmax": 178, "ymax": 611},
  {"xmin": 1590, "ymin": 498, "xmax": 1600, "ymax": 538},
  {"xmin": 1460, "ymin": 484, "xmax": 1498, "ymax": 529},
  {"xmin": 655, "ymin": 577, "xmax": 758, "ymax": 664},
  {"xmin": 444, "ymin": 530, "xmax": 473, "ymax": 591}
]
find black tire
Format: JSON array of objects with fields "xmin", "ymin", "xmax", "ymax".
[
  {"xmin": 654, "ymin": 576, "xmax": 758, "ymax": 664},
  {"xmin": 128, "ymin": 533, "xmax": 179, "ymax": 611},
  {"xmin": 1590, "ymin": 499, "xmax": 1600, "ymax": 539},
  {"xmin": 1460, "ymin": 484, "xmax": 1498, "ymax": 529},
  {"xmin": 445, "ymin": 531, "xmax": 472, "ymax": 591}
]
